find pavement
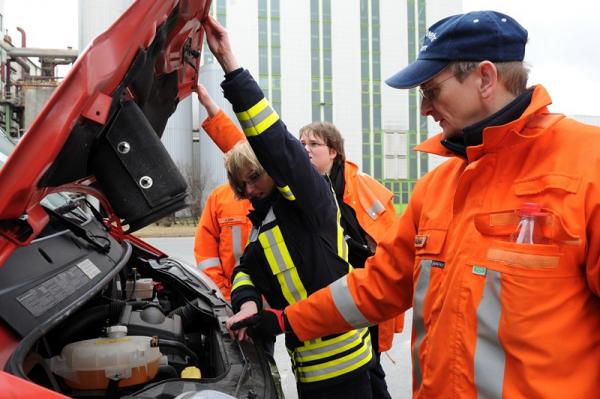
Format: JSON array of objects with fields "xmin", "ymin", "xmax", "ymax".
[{"xmin": 145, "ymin": 236, "xmax": 412, "ymax": 398}]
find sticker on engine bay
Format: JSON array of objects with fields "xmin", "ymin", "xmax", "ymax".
[
  {"xmin": 77, "ymin": 259, "xmax": 101, "ymax": 279},
  {"xmin": 17, "ymin": 261, "xmax": 98, "ymax": 317}
]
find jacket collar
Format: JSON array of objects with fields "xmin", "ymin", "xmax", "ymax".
[{"xmin": 415, "ymin": 84, "xmax": 555, "ymax": 162}]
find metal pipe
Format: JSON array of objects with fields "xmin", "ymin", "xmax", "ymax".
[
  {"xmin": 0, "ymin": 41, "xmax": 31, "ymax": 73},
  {"xmin": 15, "ymin": 27, "xmax": 26, "ymax": 48},
  {"xmin": 6, "ymin": 47, "xmax": 78, "ymax": 59}
]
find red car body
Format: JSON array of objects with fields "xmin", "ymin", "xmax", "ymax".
[{"xmin": 0, "ymin": 1, "xmax": 282, "ymax": 398}]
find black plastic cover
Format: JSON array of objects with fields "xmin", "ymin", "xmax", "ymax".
[{"xmin": 89, "ymin": 100, "xmax": 188, "ymax": 231}]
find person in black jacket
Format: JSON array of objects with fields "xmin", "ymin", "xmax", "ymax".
[{"xmin": 201, "ymin": 16, "xmax": 374, "ymax": 399}]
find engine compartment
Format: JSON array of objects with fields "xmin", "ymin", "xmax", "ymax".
[
  {"xmin": 21, "ymin": 258, "xmax": 233, "ymax": 398},
  {"xmin": 0, "ymin": 206, "xmax": 281, "ymax": 399}
]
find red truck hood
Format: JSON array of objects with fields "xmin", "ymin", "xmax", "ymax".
[{"xmin": 0, "ymin": 0, "xmax": 209, "ymax": 254}]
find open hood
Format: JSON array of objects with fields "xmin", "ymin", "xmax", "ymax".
[{"xmin": 0, "ymin": 0, "xmax": 210, "ymax": 249}]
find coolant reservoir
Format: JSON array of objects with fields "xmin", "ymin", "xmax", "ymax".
[{"xmin": 50, "ymin": 326, "xmax": 161, "ymax": 390}]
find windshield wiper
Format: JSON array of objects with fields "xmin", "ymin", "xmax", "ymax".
[{"xmin": 43, "ymin": 206, "xmax": 111, "ymax": 253}]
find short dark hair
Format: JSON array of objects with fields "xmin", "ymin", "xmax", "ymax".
[
  {"xmin": 299, "ymin": 121, "xmax": 345, "ymax": 163},
  {"xmin": 449, "ymin": 61, "xmax": 529, "ymax": 96}
]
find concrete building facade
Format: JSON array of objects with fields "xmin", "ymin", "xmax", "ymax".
[{"xmin": 199, "ymin": 0, "xmax": 462, "ymax": 205}]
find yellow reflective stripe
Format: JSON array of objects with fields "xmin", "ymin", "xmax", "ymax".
[
  {"xmin": 330, "ymin": 185, "xmax": 348, "ymax": 261},
  {"xmin": 232, "ymin": 272, "xmax": 254, "ymax": 291},
  {"xmin": 295, "ymin": 328, "xmax": 365, "ymax": 353},
  {"xmin": 258, "ymin": 225, "xmax": 307, "ymax": 304},
  {"xmin": 236, "ymin": 98, "xmax": 268, "ymax": 121},
  {"xmin": 294, "ymin": 333, "xmax": 373, "ymax": 383},
  {"xmin": 235, "ymin": 98, "xmax": 280, "ymax": 137},
  {"xmin": 277, "ymin": 185, "xmax": 296, "ymax": 201},
  {"xmin": 338, "ymin": 224, "xmax": 347, "ymax": 261},
  {"xmin": 294, "ymin": 328, "xmax": 369, "ymax": 362}
]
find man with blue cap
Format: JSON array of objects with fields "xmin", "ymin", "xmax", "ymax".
[{"xmin": 238, "ymin": 10, "xmax": 600, "ymax": 399}]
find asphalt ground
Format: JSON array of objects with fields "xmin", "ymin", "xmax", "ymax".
[{"xmin": 145, "ymin": 236, "xmax": 412, "ymax": 398}]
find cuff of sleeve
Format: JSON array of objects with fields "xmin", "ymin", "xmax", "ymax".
[
  {"xmin": 231, "ymin": 286, "xmax": 261, "ymax": 313},
  {"xmin": 224, "ymin": 67, "xmax": 244, "ymax": 81},
  {"xmin": 201, "ymin": 109, "xmax": 246, "ymax": 152}
]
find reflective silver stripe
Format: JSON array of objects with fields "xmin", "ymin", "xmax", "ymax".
[
  {"xmin": 197, "ymin": 257, "xmax": 221, "ymax": 270},
  {"xmin": 295, "ymin": 332, "xmax": 372, "ymax": 382},
  {"xmin": 263, "ymin": 208, "xmax": 276, "ymax": 225},
  {"xmin": 330, "ymin": 276, "xmax": 371, "ymax": 328},
  {"xmin": 262, "ymin": 228, "xmax": 304, "ymax": 303},
  {"xmin": 248, "ymin": 226, "xmax": 259, "ymax": 243},
  {"xmin": 236, "ymin": 98, "xmax": 280, "ymax": 137},
  {"xmin": 412, "ymin": 259, "xmax": 432, "ymax": 388},
  {"xmin": 367, "ymin": 200, "xmax": 385, "ymax": 220},
  {"xmin": 277, "ymin": 185, "xmax": 296, "ymax": 201},
  {"xmin": 238, "ymin": 103, "xmax": 275, "ymax": 130},
  {"xmin": 474, "ymin": 270, "xmax": 505, "ymax": 399},
  {"xmin": 231, "ymin": 225, "xmax": 243, "ymax": 266}
]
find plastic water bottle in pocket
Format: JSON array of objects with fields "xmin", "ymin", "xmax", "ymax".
[{"xmin": 512, "ymin": 202, "xmax": 545, "ymax": 244}]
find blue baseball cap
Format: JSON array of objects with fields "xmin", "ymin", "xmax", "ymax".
[{"xmin": 385, "ymin": 10, "xmax": 528, "ymax": 89}]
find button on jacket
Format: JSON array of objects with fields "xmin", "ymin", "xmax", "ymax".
[
  {"xmin": 286, "ymin": 85, "xmax": 600, "ymax": 398},
  {"xmin": 194, "ymin": 183, "xmax": 252, "ymax": 300},
  {"xmin": 221, "ymin": 69, "xmax": 373, "ymax": 386}
]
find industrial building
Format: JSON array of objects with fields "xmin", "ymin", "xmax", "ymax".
[
  {"xmin": 0, "ymin": 1, "xmax": 77, "ymax": 138},
  {"xmin": 195, "ymin": 0, "xmax": 463, "ymax": 207}
]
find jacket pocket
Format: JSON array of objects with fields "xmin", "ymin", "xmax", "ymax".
[
  {"xmin": 475, "ymin": 240, "xmax": 565, "ymax": 277},
  {"xmin": 471, "ymin": 209, "xmax": 579, "ymax": 278},
  {"xmin": 414, "ymin": 229, "xmax": 448, "ymax": 256},
  {"xmin": 513, "ymin": 173, "xmax": 580, "ymax": 196}
]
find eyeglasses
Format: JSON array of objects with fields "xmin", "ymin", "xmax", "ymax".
[
  {"xmin": 236, "ymin": 169, "xmax": 264, "ymax": 195},
  {"xmin": 418, "ymin": 73, "xmax": 457, "ymax": 101},
  {"xmin": 300, "ymin": 140, "xmax": 328, "ymax": 151}
]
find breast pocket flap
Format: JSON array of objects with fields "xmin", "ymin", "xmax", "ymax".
[{"xmin": 415, "ymin": 229, "xmax": 447, "ymax": 255}]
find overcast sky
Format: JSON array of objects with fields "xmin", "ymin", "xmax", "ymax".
[
  {"xmin": 462, "ymin": 0, "xmax": 600, "ymax": 116},
  {"xmin": 4, "ymin": 0, "xmax": 599, "ymax": 116}
]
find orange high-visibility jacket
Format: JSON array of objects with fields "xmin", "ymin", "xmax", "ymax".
[
  {"xmin": 194, "ymin": 183, "xmax": 252, "ymax": 300},
  {"xmin": 343, "ymin": 160, "xmax": 404, "ymax": 351},
  {"xmin": 286, "ymin": 85, "xmax": 600, "ymax": 398},
  {"xmin": 202, "ymin": 110, "xmax": 403, "ymax": 351},
  {"xmin": 194, "ymin": 110, "xmax": 251, "ymax": 300},
  {"xmin": 202, "ymin": 109, "xmax": 246, "ymax": 152}
]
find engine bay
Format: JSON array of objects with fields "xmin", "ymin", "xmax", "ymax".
[{"xmin": 0, "ymin": 206, "xmax": 281, "ymax": 399}]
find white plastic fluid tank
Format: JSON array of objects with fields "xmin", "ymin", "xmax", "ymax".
[{"xmin": 51, "ymin": 332, "xmax": 162, "ymax": 390}]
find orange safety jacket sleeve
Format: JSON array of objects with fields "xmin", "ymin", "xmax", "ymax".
[
  {"xmin": 343, "ymin": 164, "xmax": 404, "ymax": 350},
  {"xmin": 361, "ymin": 176, "xmax": 407, "ymax": 337},
  {"xmin": 201, "ymin": 109, "xmax": 246, "ymax": 153},
  {"xmin": 193, "ymin": 190, "xmax": 232, "ymax": 297},
  {"xmin": 286, "ymin": 177, "xmax": 425, "ymax": 341}
]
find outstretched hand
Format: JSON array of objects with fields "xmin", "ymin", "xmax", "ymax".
[
  {"xmin": 194, "ymin": 83, "xmax": 220, "ymax": 117},
  {"xmin": 225, "ymin": 301, "xmax": 258, "ymax": 341},
  {"xmin": 230, "ymin": 308, "xmax": 287, "ymax": 339},
  {"xmin": 202, "ymin": 15, "xmax": 240, "ymax": 73}
]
